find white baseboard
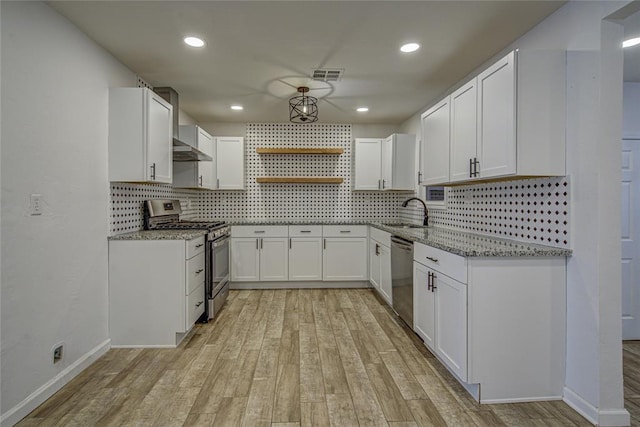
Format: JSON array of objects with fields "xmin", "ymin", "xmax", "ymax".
[
  {"xmin": 598, "ymin": 409, "xmax": 631, "ymax": 426},
  {"xmin": 230, "ymin": 280, "xmax": 371, "ymax": 290},
  {"xmin": 1, "ymin": 339, "xmax": 111, "ymax": 427},
  {"xmin": 563, "ymin": 386, "xmax": 630, "ymax": 426},
  {"xmin": 481, "ymin": 395, "xmax": 562, "ymax": 404}
]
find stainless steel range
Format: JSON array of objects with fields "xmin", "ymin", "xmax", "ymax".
[{"xmin": 144, "ymin": 199, "xmax": 230, "ymax": 322}]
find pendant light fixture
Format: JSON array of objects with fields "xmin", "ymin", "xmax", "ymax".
[{"xmin": 289, "ymin": 86, "xmax": 318, "ymax": 123}]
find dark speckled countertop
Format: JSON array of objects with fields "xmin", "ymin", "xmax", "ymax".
[{"xmin": 110, "ymin": 219, "xmax": 571, "ymax": 257}]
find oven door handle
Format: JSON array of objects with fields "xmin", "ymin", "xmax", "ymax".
[{"xmin": 212, "ymin": 236, "xmax": 230, "ymax": 248}]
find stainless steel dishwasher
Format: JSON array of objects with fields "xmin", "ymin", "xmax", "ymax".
[{"xmin": 391, "ymin": 236, "xmax": 414, "ymax": 328}]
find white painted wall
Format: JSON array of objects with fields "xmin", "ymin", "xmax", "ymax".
[
  {"xmin": 624, "ymin": 82, "xmax": 640, "ymax": 138},
  {"xmin": 0, "ymin": 2, "xmax": 135, "ymax": 424},
  {"xmin": 400, "ymin": 2, "xmax": 630, "ymax": 425}
]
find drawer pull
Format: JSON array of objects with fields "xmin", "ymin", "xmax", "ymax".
[
  {"xmin": 425, "ymin": 256, "xmax": 439, "ymax": 263},
  {"xmin": 339, "ymin": 230, "xmax": 351, "ymax": 233},
  {"xmin": 254, "ymin": 230, "xmax": 265, "ymax": 234},
  {"xmin": 195, "ymin": 243, "xmax": 204, "ymax": 248},
  {"xmin": 300, "ymin": 230, "xmax": 312, "ymax": 233},
  {"xmin": 195, "ymin": 269, "xmax": 204, "ymax": 275},
  {"xmin": 195, "ymin": 301, "xmax": 203, "ymax": 308}
]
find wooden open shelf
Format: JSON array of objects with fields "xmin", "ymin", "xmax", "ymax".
[
  {"xmin": 256, "ymin": 147, "xmax": 344, "ymax": 155},
  {"xmin": 256, "ymin": 177, "xmax": 344, "ymax": 184}
]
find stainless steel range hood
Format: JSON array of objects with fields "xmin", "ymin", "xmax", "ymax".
[{"xmin": 154, "ymin": 87, "xmax": 212, "ymax": 162}]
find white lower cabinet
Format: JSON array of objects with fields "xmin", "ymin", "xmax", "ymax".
[
  {"xmin": 259, "ymin": 237, "xmax": 289, "ymax": 281},
  {"xmin": 413, "ymin": 258, "xmax": 467, "ymax": 381},
  {"xmin": 413, "ymin": 262, "xmax": 436, "ymax": 350},
  {"xmin": 108, "ymin": 236, "xmax": 205, "ymax": 347},
  {"xmin": 369, "ymin": 228, "xmax": 392, "ymax": 304},
  {"xmin": 434, "ymin": 271, "xmax": 468, "ymax": 381},
  {"xmin": 231, "ymin": 226, "xmax": 289, "ymax": 282},
  {"xmin": 413, "ymin": 241, "xmax": 566, "ymax": 403},
  {"xmin": 289, "ymin": 237, "xmax": 323, "ymax": 280},
  {"xmin": 322, "ymin": 226, "xmax": 368, "ymax": 281}
]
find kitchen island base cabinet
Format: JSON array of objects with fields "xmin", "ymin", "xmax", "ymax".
[
  {"xmin": 108, "ymin": 237, "xmax": 205, "ymax": 348},
  {"xmin": 413, "ymin": 241, "xmax": 565, "ymax": 403}
]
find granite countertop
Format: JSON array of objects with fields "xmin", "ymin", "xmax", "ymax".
[
  {"xmin": 109, "ymin": 229, "xmax": 208, "ymax": 241},
  {"xmin": 225, "ymin": 219, "xmax": 374, "ymax": 225},
  {"xmin": 368, "ymin": 222, "xmax": 572, "ymax": 257},
  {"xmin": 110, "ymin": 219, "xmax": 571, "ymax": 257}
]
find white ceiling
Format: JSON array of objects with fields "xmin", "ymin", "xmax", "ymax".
[{"xmin": 49, "ymin": 1, "xmax": 566, "ymax": 124}]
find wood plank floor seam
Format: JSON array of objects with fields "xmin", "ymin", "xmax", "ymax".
[{"xmin": 15, "ymin": 289, "xmax": 638, "ymax": 427}]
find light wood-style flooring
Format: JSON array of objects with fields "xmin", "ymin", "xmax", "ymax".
[
  {"xmin": 624, "ymin": 340, "xmax": 640, "ymax": 426},
  {"xmin": 16, "ymin": 289, "xmax": 633, "ymax": 426}
]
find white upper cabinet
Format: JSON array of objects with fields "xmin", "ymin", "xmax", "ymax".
[
  {"xmin": 353, "ymin": 138, "xmax": 383, "ymax": 190},
  {"xmin": 477, "ymin": 51, "xmax": 516, "ymax": 179},
  {"xmin": 109, "ymin": 87, "xmax": 173, "ymax": 183},
  {"xmin": 421, "ymin": 98, "xmax": 450, "ymax": 186},
  {"xmin": 172, "ymin": 125, "xmax": 215, "ymax": 189},
  {"xmin": 354, "ymin": 134, "xmax": 416, "ymax": 191},
  {"xmin": 420, "ymin": 49, "xmax": 566, "ymax": 185},
  {"xmin": 449, "ymin": 79, "xmax": 478, "ymax": 183},
  {"xmin": 216, "ymin": 136, "xmax": 245, "ymax": 190}
]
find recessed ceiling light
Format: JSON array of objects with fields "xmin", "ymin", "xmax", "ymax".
[
  {"xmin": 623, "ymin": 37, "xmax": 640, "ymax": 48},
  {"xmin": 231, "ymin": 105, "xmax": 243, "ymax": 111},
  {"xmin": 184, "ymin": 36, "xmax": 205, "ymax": 48},
  {"xmin": 400, "ymin": 43, "xmax": 420, "ymax": 53},
  {"xmin": 356, "ymin": 107, "xmax": 369, "ymax": 112}
]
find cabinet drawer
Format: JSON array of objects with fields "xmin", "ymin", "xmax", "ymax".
[
  {"xmin": 187, "ymin": 283, "xmax": 205, "ymax": 330},
  {"xmin": 323, "ymin": 225, "xmax": 368, "ymax": 238},
  {"xmin": 231, "ymin": 225, "xmax": 288, "ymax": 238},
  {"xmin": 414, "ymin": 242, "xmax": 467, "ymax": 283},
  {"xmin": 289, "ymin": 225, "xmax": 322, "ymax": 237},
  {"xmin": 370, "ymin": 227, "xmax": 391, "ymax": 247},
  {"xmin": 186, "ymin": 252, "xmax": 206, "ymax": 295},
  {"xmin": 186, "ymin": 236, "xmax": 206, "ymax": 259}
]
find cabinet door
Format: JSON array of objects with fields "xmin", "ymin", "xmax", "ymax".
[
  {"xmin": 260, "ymin": 237, "xmax": 289, "ymax": 281},
  {"xmin": 369, "ymin": 239, "xmax": 381, "ymax": 289},
  {"xmin": 421, "ymin": 98, "xmax": 450, "ymax": 186},
  {"xmin": 289, "ymin": 237, "xmax": 323, "ymax": 281},
  {"xmin": 323, "ymin": 238, "xmax": 368, "ymax": 281},
  {"xmin": 231, "ymin": 238, "xmax": 259, "ymax": 281},
  {"xmin": 413, "ymin": 262, "xmax": 436, "ymax": 351},
  {"xmin": 354, "ymin": 138, "xmax": 382, "ymax": 190},
  {"xmin": 477, "ymin": 51, "xmax": 516, "ymax": 179},
  {"xmin": 434, "ymin": 272, "xmax": 468, "ymax": 381},
  {"xmin": 378, "ymin": 243, "xmax": 392, "ymax": 304},
  {"xmin": 449, "ymin": 79, "xmax": 478, "ymax": 183},
  {"xmin": 145, "ymin": 90, "xmax": 173, "ymax": 183},
  {"xmin": 381, "ymin": 136, "xmax": 394, "ymax": 189},
  {"xmin": 216, "ymin": 137, "xmax": 245, "ymax": 189},
  {"xmin": 197, "ymin": 128, "xmax": 215, "ymax": 189}
]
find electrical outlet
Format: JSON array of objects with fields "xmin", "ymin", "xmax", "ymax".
[
  {"xmin": 52, "ymin": 344, "xmax": 63, "ymax": 364},
  {"xmin": 30, "ymin": 194, "xmax": 43, "ymax": 216}
]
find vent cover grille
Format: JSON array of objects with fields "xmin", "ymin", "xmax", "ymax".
[{"xmin": 311, "ymin": 68, "xmax": 344, "ymax": 82}]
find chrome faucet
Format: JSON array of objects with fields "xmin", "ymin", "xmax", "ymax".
[{"xmin": 401, "ymin": 197, "xmax": 429, "ymax": 226}]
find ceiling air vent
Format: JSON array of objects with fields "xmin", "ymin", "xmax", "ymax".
[{"xmin": 311, "ymin": 68, "xmax": 344, "ymax": 82}]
